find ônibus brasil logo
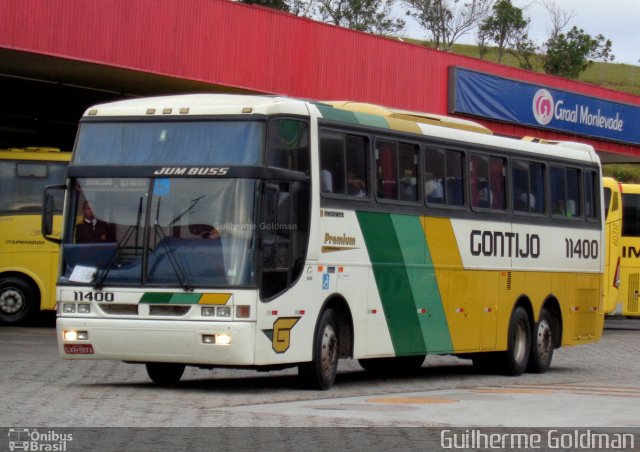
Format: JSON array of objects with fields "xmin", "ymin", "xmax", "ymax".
[{"xmin": 532, "ymin": 89, "xmax": 554, "ymax": 125}]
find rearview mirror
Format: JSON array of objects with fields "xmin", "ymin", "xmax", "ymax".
[{"xmin": 42, "ymin": 184, "xmax": 67, "ymax": 244}]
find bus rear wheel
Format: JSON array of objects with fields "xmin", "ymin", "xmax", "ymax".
[
  {"xmin": 527, "ymin": 308, "xmax": 554, "ymax": 373},
  {"xmin": 0, "ymin": 277, "xmax": 37, "ymax": 324},
  {"xmin": 145, "ymin": 363, "xmax": 185, "ymax": 385},
  {"xmin": 298, "ymin": 309, "xmax": 339, "ymax": 390},
  {"xmin": 502, "ymin": 306, "xmax": 531, "ymax": 376}
]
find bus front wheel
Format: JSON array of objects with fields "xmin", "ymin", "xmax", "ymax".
[
  {"xmin": 0, "ymin": 277, "xmax": 37, "ymax": 324},
  {"xmin": 527, "ymin": 308, "xmax": 554, "ymax": 373},
  {"xmin": 298, "ymin": 309, "xmax": 339, "ymax": 390},
  {"xmin": 145, "ymin": 363, "xmax": 185, "ymax": 385}
]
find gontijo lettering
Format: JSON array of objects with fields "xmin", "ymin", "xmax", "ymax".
[{"xmin": 470, "ymin": 230, "xmax": 540, "ymax": 258}]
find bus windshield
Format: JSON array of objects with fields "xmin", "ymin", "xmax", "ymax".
[
  {"xmin": 73, "ymin": 121, "xmax": 264, "ymax": 166},
  {"xmin": 0, "ymin": 160, "xmax": 67, "ymax": 214},
  {"xmin": 61, "ymin": 177, "xmax": 257, "ymax": 288}
]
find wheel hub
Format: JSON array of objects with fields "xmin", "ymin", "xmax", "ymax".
[
  {"xmin": 0, "ymin": 288, "xmax": 24, "ymax": 314},
  {"xmin": 320, "ymin": 324, "xmax": 338, "ymax": 377},
  {"xmin": 536, "ymin": 320, "xmax": 552, "ymax": 361}
]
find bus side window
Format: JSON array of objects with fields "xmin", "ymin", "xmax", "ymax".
[
  {"xmin": 376, "ymin": 140, "xmax": 398, "ymax": 200},
  {"xmin": 584, "ymin": 170, "xmax": 598, "ymax": 220},
  {"xmin": 470, "ymin": 154, "xmax": 490, "ymax": 209},
  {"xmin": 398, "ymin": 143, "xmax": 418, "ymax": 202},
  {"xmin": 566, "ymin": 168, "xmax": 581, "ymax": 217},
  {"xmin": 513, "ymin": 160, "xmax": 545, "ymax": 214},
  {"xmin": 550, "ymin": 166, "xmax": 567, "ymax": 217},
  {"xmin": 320, "ymin": 133, "xmax": 345, "ymax": 194},
  {"xmin": 319, "ymin": 132, "xmax": 368, "ymax": 197},
  {"xmin": 425, "ymin": 148, "xmax": 445, "ymax": 204},
  {"xmin": 551, "ymin": 166, "xmax": 581, "ymax": 218},
  {"xmin": 266, "ymin": 119, "xmax": 310, "ymax": 175}
]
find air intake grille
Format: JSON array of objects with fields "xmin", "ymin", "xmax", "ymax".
[
  {"xmin": 149, "ymin": 305, "xmax": 191, "ymax": 316},
  {"xmin": 99, "ymin": 304, "xmax": 139, "ymax": 315}
]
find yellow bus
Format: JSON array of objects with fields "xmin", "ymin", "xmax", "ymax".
[
  {"xmin": 49, "ymin": 95, "xmax": 604, "ymax": 389},
  {"xmin": 1, "ymin": 147, "xmax": 69, "ymax": 323},
  {"xmin": 612, "ymin": 181, "xmax": 640, "ymax": 316},
  {"xmin": 602, "ymin": 177, "xmax": 622, "ymax": 315}
]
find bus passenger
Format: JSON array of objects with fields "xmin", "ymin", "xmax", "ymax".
[{"xmin": 347, "ymin": 171, "xmax": 366, "ymax": 197}]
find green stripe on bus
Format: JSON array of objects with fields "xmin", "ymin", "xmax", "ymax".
[
  {"xmin": 391, "ymin": 215, "xmax": 453, "ymax": 354},
  {"xmin": 356, "ymin": 211, "xmax": 427, "ymax": 356},
  {"xmin": 314, "ymin": 104, "xmax": 361, "ymax": 125},
  {"xmin": 139, "ymin": 293, "xmax": 202, "ymax": 304},
  {"xmin": 169, "ymin": 293, "xmax": 202, "ymax": 304},
  {"xmin": 139, "ymin": 292, "xmax": 173, "ymax": 303},
  {"xmin": 352, "ymin": 112, "xmax": 389, "ymax": 129}
]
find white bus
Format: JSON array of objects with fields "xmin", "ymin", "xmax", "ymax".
[{"xmin": 46, "ymin": 95, "xmax": 604, "ymax": 389}]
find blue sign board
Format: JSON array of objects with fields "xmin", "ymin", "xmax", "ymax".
[{"xmin": 448, "ymin": 67, "xmax": 640, "ymax": 146}]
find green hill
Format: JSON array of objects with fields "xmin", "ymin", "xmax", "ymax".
[{"xmin": 401, "ymin": 40, "xmax": 640, "ymax": 96}]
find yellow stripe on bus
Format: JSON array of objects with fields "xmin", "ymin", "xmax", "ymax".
[{"xmin": 199, "ymin": 293, "xmax": 232, "ymax": 305}]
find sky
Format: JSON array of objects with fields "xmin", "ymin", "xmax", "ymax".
[{"xmin": 402, "ymin": 0, "xmax": 639, "ymax": 65}]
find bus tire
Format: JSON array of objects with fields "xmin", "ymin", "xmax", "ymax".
[
  {"xmin": 145, "ymin": 363, "xmax": 185, "ymax": 385},
  {"xmin": 298, "ymin": 309, "xmax": 339, "ymax": 390},
  {"xmin": 0, "ymin": 277, "xmax": 37, "ymax": 324},
  {"xmin": 527, "ymin": 308, "xmax": 554, "ymax": 373},
  {"xmin": 502, "ymin": 306, "xmax": 531, "ymax": 376},
  {"xmin": 359, "ymin": 355, "xmax": 425, "ymax": 374}
]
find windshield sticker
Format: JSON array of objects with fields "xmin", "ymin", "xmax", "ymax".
[
  {"xmin": 69, "ymin": 265, "xmax": 97, "ymax": 283},
  {"xmin": 153, "ymin": 178, "xmax": 171, "ymax": 196}
]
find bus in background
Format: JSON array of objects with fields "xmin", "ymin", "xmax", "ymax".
[
  {"xmin": 602, "ymin": 177, "xmax": 622, "ymax": 315},
  {"xmin": 613, "ymin": 182, "xmax": 640, "ymax": 317},
  {"xmin": 0, "ymin": 147, "xmax": 69, "ymax": 323},
  {"xmin": 47, "ymin": 95, "xmax": 604, "ymax": 389}
]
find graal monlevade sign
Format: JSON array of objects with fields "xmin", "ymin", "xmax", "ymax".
[{"xmin": 449, "ymin": 67, "xmax": 640, "ymax": 146}]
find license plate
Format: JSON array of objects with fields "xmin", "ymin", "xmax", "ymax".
[{"xmin": 64, "ymin": 344, "xmax": 94, "ymax": 354}]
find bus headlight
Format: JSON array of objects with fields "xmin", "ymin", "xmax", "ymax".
[
  {"xmin": 216, "ymin": 306, "xmax": 231, "ymax": 318},
  {"xmin": 62, "ymin": 304, "xmax": 76, "ymax": 313},
  {"xmin": 63, "ymin": 330, "xmax": 89, "ymax": 341},
  {"xmin": 216, "ymin": 333, "xmax": 231, "ymax": 345},
  {"xmin": 63, "ymin": 330, "xmax": 77, "ymax": 341},
  {"xmin": 201, "ymin": 307, "xmax": 216, "ymax": 317},
  {"xmin": 201, "ymin": 333, "xmax": 231, "ymax": 345},
  {"xmin": 77, "ymin": 304, "xmax": 91, "ymax": 313}
]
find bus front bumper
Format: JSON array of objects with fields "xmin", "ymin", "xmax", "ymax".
[{"xmin": 57, "ymin": 317, "xmax": 255, "ymax": 366}]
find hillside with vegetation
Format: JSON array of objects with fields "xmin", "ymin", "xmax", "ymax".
[
  {"xmin": 448, "ymin": 43, "xmax": 640, "ymax": 96},
  {"xmin": 399, "ymin": 39, "xmax": 640, "ymax": 96}
]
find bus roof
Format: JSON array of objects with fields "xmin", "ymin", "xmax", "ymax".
[
  {"xmin": 83, "ymin": 94, "xmax": 599, "ymax": 165},
  {"xmin": 0, "ymin": 147, "xmax": 71, "ymax": 162}
]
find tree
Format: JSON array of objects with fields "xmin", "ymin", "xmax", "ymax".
[
  {"xmin": 543, "ymin": 26, "xmax": 614, "ymax": 78},
  {"xmin": 540, "ymin": 0, "xmax": 575, "ymax": 39},
  {"xmin": 404, "ymin": 0, "xmax": 493, "ymax": 51},
  {"xmin": 316, "ymin": 0, "xmax": 405, "ymax": 35},
  {"xmin": 478, "ymin": 0, "xmax": 528, "ymax": 63}
]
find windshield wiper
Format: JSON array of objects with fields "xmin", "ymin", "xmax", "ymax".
[
  {"xmin": 93, "ymin": 197, "xmax": 143, "ymax": 290},
  {"xmin": 154, "ymin": 197, "xmax": 193, "ymax": 292}
]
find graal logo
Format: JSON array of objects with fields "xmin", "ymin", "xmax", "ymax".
[
  {"xmin": 8, "ymin": 428, "xmax": 72, "ymax": 451},
  {"xmin": 532, "ymin": 89, "xmax": 554, "ymax": 125}
]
